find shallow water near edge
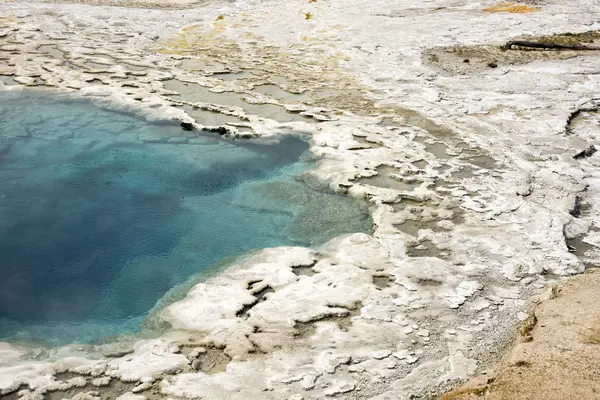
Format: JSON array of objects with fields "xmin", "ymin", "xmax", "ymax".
[{"xmin": 0, "ymin": 91, "xmax": 371, "ymax": 346}]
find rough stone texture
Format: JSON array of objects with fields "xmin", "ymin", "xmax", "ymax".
[{"xmin": 443, "ymin": 269, "xmax": 600, "ymax": 399}]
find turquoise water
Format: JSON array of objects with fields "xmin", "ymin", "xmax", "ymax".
[{"xmin": 0, "ymin": 91, "xmax": 371, "ymax": 346}]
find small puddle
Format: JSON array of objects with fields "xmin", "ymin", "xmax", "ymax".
[
  {"xmin": 413, "ymin": 159, "xmax": 428, "ymax": 169},
  {"xmin": 254, "ymin": 84, "xmax": 312, "ymax": 103},
  {"xmin": 84, "ymin": 60, "xmax": 114, "ymax": 70},
  {"xmin": 179, "ymin": 58, "xmax": 225, "ymax": 72},
  {"xmin": 406, "ymin": 239, "xmax": 449, "ymax": 259},
  {"xmin": 214, "ymin": 70, "xmax": 254, "ymax": 81},
  {"xmin": 38, "ymin": 44, "xmax": 66, "ymax": 61},
  {"xmin": 394, "ymin": 219, "xmax": 423, "ymax": 237},
  {"xmin": 268, "ymin": 76, "xmax": 289, "ymax": 85},
  {"xmin": 567, "ymin": 235, "xmax": 599, "ymax": 267},
  {"xmin": 465, "ymin": 154, "xmax": 499, "ymax": 170},
  {"xmin": 393, "ymin": 199, "xmax": 464, "ymax": 236},
  {"xmin": 0, "ymin": 75, "xmax": 18, "ymax": 86},
  {"xmin": 413, "ymin": 136, "xmax": 453, "ymax": 160},
  {"xmin": 164, "ymin": 79, "xmax": 311, "ymax": 123},
  {"xmin": 391, "ymin": 197, "xmax": 423, "ymax": 210},
  {"xmin": 390, "ymin": 109, "xmax": 456, "ymax": 139},
  {"xmin": 448, "ymin": 164, "xmax": 477, "ymax": 181},
  {"xmin": 121, "ymin": 62, "xmax": 150, "ymax": 72}
]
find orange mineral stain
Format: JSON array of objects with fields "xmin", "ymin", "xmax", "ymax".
[{"xmin": 483, "ymin": 2, "xmax": 540, "ymax": 13}]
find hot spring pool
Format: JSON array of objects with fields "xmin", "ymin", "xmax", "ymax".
[{"xmin": 0, "ymin": 91, "xmax": 371, "ymax": 346}]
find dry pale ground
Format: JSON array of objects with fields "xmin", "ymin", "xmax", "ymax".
[{"xmin": 442, "ymin": 268, "xmax": 600, "ymax": 400}]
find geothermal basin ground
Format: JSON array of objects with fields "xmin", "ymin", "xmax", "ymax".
[{"xmin": 1, "ymin": 0, "xmax": 600, "ymax": 399}]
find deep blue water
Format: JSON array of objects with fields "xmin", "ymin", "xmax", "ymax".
[{"xmin": 0, "ymin": 91, "xmax": 371, "ymax": 346}]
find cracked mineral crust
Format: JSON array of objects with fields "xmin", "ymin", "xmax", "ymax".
[{"xmin": 1, "ymin": 0, "xmax": 600, "ymax": 399}]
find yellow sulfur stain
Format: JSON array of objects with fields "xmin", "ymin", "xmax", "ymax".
[
  {"xmin": 182, "ymin": 25, "xmax": 201, "ymax": 33},
  {"xmin": 483, "ymin": 2, "xmax": 540, "ymax": 13}
]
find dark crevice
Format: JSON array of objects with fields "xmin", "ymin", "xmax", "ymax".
[
  {"xmin": 413, "ymin": 277, "xmax": 444, "ymax": 287},
  {"xmin": 566, "ymin": 106, "xmax": 599, "ymax": 135},
  {"xmin": 246, "ymin": 279, "xmax": 262, "ymax": 290},
  {"xmin": 1, "ymin": 383, "xmax": 29, "ymax": 399},
  {"xmin": 180, "ymin": 121, "xmax": 194, "ymax": 131},
  {"xmin": 372, "ymin": 274, "xmax": 395, "ymax": 289},
  {"xmin": 246, "ymin": 336, "xmax": 268, "ymax": 354},
  {"xmin": 293, "ymin": 302, "xmax": 362, "ymax": 337},
  {"xmin": 570, "ymin": 195, "xmax": 583, "ymax": 217},
  {"xmin": 573, "ymin": 145, "xmax": 597, "ymax": 160},
  {"xmin": 202, "ymin": 126, "xmax": 230, "ymax": 136},
  {"xmin": 566, "ymin": 109, "xmax": 584, "ymax": 135},
  {"xmin": 236, "ymin": 285, "xmax": 273, "ymax": 318},
  {"xmin": 252, "ymin": 285, "xmax": 273, "ymax": 301},
  {"xmin": 291, "ymin": 260, "xmax": 318, "ymax": 276},
  {"xmin": 235, "ymin": 299, "xmax": 258, "ymax": 318}
]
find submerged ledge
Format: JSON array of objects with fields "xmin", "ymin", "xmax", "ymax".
[{"xmin": 0, "ymin": 0, "xmax": 599, "ymax": 399}]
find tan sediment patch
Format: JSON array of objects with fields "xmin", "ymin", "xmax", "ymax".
[
  {"xmin": 441, "ymin": 269, "xmax": 600, "ymax": 399},
  {"xmin": 483, "ymin": 3, "xmax": 540, "ymax": 13},
  {"xmin": 528, "ymin": 30, "xmax": 600, "ymax": 46},
  {"xmin": 182, "ymin": 346, "xmax": 232, "ymax": 374},
  {"xmin": 582, "ymin": 323, "xmax": 600, "ymax": 345},
  {"xmin": 424, "ymin": 30, "xmax": 600, "ymax": 75},
  {"xmin": 423, "ymin": 44, "xmax": 577, "ymax": 75},
  {"xmin": 440, "ymin": 386, "xmax": 488, "ymax": 400}
]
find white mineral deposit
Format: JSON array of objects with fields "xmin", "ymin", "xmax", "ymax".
[{"xmin": 1, "ymin": 0, "xmax": 599, "ymax": 399}]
